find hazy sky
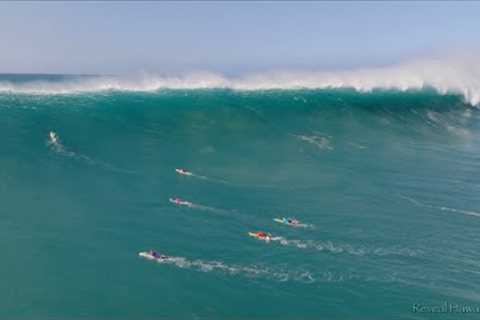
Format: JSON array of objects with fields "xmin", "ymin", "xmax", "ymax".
[{"xmin": 0, "ymin": 1, "xmax": 479, "ymax": 75}]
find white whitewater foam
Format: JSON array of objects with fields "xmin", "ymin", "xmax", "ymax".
[
  {"xmin": 139, "ymin": 254, "xmax": 401, "ymax": 284},
  {"xmin": 1, "ymin": 55, "xmax": 479, "ymax": 105},
  {"xmin": 142, "ymin": 254, "xmax": 317, "ymax": 283},
  {"xmin": 270, "ymin": 236, "xmax": 421, "ymax": 257},
  {"xmin": 140, "ymin": 253, "xmax": 401, "ymax": 283}
]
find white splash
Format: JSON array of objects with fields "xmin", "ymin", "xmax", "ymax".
[{"xmin": 1, "ymin": 55, "xmax": 479, "ymax": 105}]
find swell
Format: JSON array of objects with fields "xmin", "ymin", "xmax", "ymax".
[{"xmin": 0, "ymin": 56, "xmax": 479, "ymax": 105}]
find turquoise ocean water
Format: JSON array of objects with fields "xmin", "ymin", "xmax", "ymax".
[{"xmin": 1, "ymin": 75, "xmax": 480, "ymax": 319}]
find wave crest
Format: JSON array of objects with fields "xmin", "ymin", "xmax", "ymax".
[{"xmin": 1, "ymin": 56, "xmax": 479, "ymax": 105}]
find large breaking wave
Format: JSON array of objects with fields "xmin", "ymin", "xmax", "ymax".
[{"xmin": 0, "ymin": 56, "xmax": 479, "ymax": 105}]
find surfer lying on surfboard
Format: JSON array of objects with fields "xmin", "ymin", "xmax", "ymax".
[
  {"xmin": 248, "ymin": 231, "xmax": 273, "ymax": 242},
  {"xmin": 49, "ymin": 131, "xmax": 59, "ymax": 144},
  {"xmin": 169, "ymin": 197, "xmax": 193, "ymax": 207},
  {"xmin": 175, "ymin": 168, "xmax": 193, "ymax": 176},
  {"xmin": 139, "ymin": 250, "xmax": 171, "ymax": 262},
  {"xmin": 274, "ymin": 217, "xmax": 308, "ymax": 228}
]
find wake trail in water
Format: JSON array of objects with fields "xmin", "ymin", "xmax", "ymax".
[
  {"xmin": 347, "ymin": 142, "xmax": 367, "ymax": 150},
  {"xmin": 139, "ymin": 253, "xmax": 397, "ymax": 284},
  {"xmin": 398, "ymin": 194, "xmax": 480, "ymax": 218},
  {"xmin": 47, "ymin": 131, "xmax": 137, "ymax": 174},
  {"xmin": 175, "ymin": 168, "xmax": 297, "ymax": 190},
  {"xmin": 183, "ymin": 172, "xmax": 229, "ymax": 185},
  {"xmin": 190, "ymin": 173, "xmax": 209, "ymax": 181},
  {"xmin": 437, "ymin": 206, "xmax": 480, "ymax": 218},
  {"xmin": 189, "ymin": 203, "xmax": 229, "ymax": 215},
  {"xmin": 47, "ymin": 131, "xmax": 84, "ymax": 159},
  {"xmin": 140, "ymin": 252, "xmax": 314, "ymax": 283},
  {"xmin": 262, "ymin": 236, "xmax": 422, "ymax": 257},
  {"xmin": 169, "ymin": 197, "xmax": 231, "ymax": 215},
  {"xmin": 291, "ymin": 133, "xmax": 334, "ymax": 150}
]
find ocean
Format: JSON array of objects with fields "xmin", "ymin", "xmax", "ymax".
[{"xmin": 1, "ymin": 73, "xmax": 480, "ymax": 319}]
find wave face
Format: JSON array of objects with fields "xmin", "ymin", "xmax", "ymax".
[
  {"xmin": 1, "ymin": 81, "xmax": 480, "ymax": 319},
  {"xmin": 0, "ymin": 56, "xmax": 479, "ymax": 105}
]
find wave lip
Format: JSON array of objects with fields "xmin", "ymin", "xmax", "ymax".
[{"xmin": 0, "ymin": 56, "xmax": 479, "ymax": 105}]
